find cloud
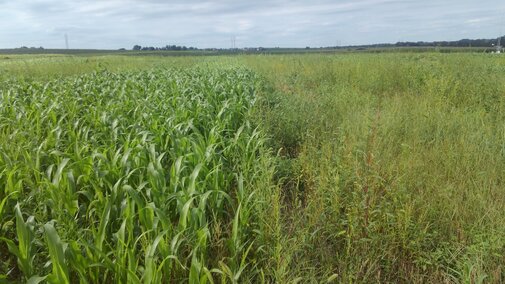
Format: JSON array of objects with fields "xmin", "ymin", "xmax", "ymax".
[{"xmin": 0, "ymin": 0, "xmax": 504, "ymax": 48}]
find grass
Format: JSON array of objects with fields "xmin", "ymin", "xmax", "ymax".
[
  {"xmin": 247, "ymin": 53, "xmax": 505, "ymax": 282},
  {"xmin": 0, "ymin": 52, "xmax": 504, "ymax": 283}
]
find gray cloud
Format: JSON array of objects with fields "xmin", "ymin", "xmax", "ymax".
[{"xmin": 0, "ymin": 0, "xmax": 504, "ymax": 49}]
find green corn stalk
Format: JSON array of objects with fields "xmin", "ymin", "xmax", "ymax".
[
  {"xmin": 1, "ymin": 204, "xmax": 36, "ymax": 279},
  {"xmin": 43, "ymin": 223, "xmax": 70, "ymax": 284}
]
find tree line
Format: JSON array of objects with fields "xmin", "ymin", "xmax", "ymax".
[
  {"xmin": 325, "ymin": 36, "xmax": 505, "ymax": 49},
  {"xmin": 132, "ymin": 45, "xmax": 197, "ymax": 51},
  {"xmin": 394, "ymin": 36, "xmax": 505, "ymax": 47}
]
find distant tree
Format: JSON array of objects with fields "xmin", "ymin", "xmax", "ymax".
[{"xmin": 132, "ymin": 44, "xmax": 198, "ymax": 51}]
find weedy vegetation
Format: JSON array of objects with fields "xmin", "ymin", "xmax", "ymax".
[{"xmin": 0, "ymin": 53, "xmax": 505, "ymax": 283}]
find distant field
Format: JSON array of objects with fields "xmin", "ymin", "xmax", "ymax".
[
  {"xmin": 0, "ymin": 52, "xmax": 504, "ymax": 283},
  {"xmin": 0, "ymin": 45, "xmax": 492, "ymax": 57}
]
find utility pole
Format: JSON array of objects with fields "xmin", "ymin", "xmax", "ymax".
[
  {"xmin": 65, "ymin": 34, "xmax": 69, "ymax": 49},
  {"xmin": 231, "ymin": 36, "xmax": 236, "ymax": 50}
]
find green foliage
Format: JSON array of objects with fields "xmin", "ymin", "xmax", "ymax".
[
  {"xmin": 1, "ymin": 53, "xmax": 505, "ymax": 283},
  {"xmin": 249, "ymin": 53, "xmax": 505, "ymax": 282},
  {"xmin": 0, "ymin": 67, "xmax": 273, "ymax": 282}
]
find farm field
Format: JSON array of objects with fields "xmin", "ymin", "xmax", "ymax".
[{"xmin": 1, "ymin": 53, "xmax": 505, "ymax": 283}]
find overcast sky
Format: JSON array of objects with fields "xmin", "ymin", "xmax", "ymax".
[{"xmin": 0, "ymin": 0, "xmax": 504, "ymax": 49}]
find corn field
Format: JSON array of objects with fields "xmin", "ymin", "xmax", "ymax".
[{"xmin": 0, "ymin": 67, "xmax": 273, "ymax": 283}]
